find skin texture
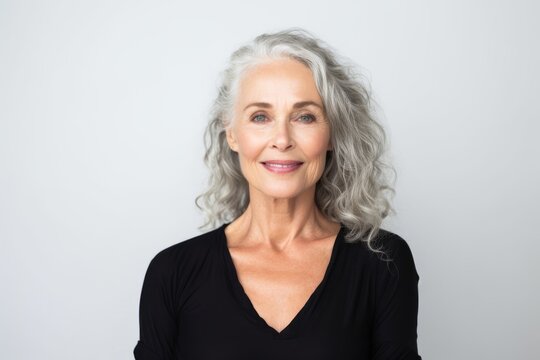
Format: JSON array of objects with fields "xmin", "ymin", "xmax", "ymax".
[{"xmin": 225, "ymin": 58, "xmax": 342, "ymax": 333}]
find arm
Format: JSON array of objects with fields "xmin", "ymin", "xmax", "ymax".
[
  {"xmin": 134, "ymin": 252, "xmax": 178, "ymax": 360},
  {"xmin": 371, "ymin": 234, "xmax": 422, "ymax": 360}
]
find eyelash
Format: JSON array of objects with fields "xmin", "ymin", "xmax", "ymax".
[
  {"xmin": 298, "ymin": 114, "xmax": 316, "ymax": 123},
  {"xmin": 251, "ymin": 113, "xmax": 316, "ymax": 123},
  {"xmin": 252, "ymin": 114, "xmax": 268, "ymax": 123}
]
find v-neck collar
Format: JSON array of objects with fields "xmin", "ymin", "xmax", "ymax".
[{"xmin": 219, "ymin": 223, "xmax": 345, "ymax": 339}]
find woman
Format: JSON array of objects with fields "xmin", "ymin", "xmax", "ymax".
[{"xmin": 134, "ymin": 28, "xmax": 421, "ymax": 359}]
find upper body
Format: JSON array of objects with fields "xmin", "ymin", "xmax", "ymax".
[
  {"xmin": 135, "ymin": 28, "xmax": 422, "ymax": 359},
  {"xmin": 134, "ymin": 223, "xmax": 421, "ymax": 360}
]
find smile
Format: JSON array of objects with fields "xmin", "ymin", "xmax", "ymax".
[{"xmin": 261, "ymin": 161, "xmax": 304, "ymax": 174}]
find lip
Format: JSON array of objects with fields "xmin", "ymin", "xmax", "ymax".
[{"xmin": 261, "ymin": 160, "xmax": 304, "ymax": 174}]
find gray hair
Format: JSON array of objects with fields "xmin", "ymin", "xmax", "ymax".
[{"xmin": 195, "ymin": 28, "xmax": 395, "ymax": 254}]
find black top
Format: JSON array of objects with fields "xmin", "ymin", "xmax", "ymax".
[{"xmin": 134, "ymin": 223, "xmax": 421, "ymax": 360}]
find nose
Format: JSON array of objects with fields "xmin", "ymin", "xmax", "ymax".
[{"xmin": 271, "ymin": 119, "xmax": 294, "ymax": 151}]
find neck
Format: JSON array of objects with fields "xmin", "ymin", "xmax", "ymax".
[{"xmin": 229, "ymin": 185, "xmax": 340, "ymax": 250}]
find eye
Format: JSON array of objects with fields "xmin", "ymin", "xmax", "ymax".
[
  {"xmin": 251, "ymin": 114, "xmax": 268, "ymax": 123},
  {"xmin": 297, "ymin": 114, "xmax": 316, "ymax": 123}
]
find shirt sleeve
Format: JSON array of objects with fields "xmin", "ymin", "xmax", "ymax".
[
  {"xmin": 134, "ymin": 251, "xmax": 178, "ymax": 360},
  {"xmin": 371, "ymin": 234, "xmax": 422, "ymax": 360}
]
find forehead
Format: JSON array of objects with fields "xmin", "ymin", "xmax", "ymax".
[{"xmin": 235, "ymin": 58, "xmax": 322, "ymax": 105}]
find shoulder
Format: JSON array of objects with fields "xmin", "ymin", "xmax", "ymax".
[
  {"xmin": 372, "ymin": 229, "xmax": 420, "ymax": 282},
  {"xmin": 139, "ymin": 226, "xmax": 225, "ymax": 310},
  {"xmin": 144, "ymin": 226, "xmax": 223, "ymax": 279},
  {"xmin": 341, "ymin": 227, "xmax": 420, "ymax": 280},
  {"xmin": 372, "ymin": 229, "xmax": 416, "ymax": 261}
]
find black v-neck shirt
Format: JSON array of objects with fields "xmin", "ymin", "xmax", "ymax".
[{"xmin": 134, "ymin": 224, "xmax": 421, "ymax": 360}]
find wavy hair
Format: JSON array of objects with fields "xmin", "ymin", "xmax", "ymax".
[{"xmin": 195, "ymin": 28, "xmax": 395, "ymax": 253}]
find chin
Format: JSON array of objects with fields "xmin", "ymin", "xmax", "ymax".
[{"xmin": 256, "ymin": 183, "xmax": 313, "ymax": 200}]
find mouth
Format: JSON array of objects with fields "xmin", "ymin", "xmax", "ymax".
[{"xmin": 261, "ymin": 160, "xmax": 304, "ymax": 174}]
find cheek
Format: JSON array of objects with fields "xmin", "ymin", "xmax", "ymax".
[
  {"xmin": 300, "ymin": 128, "xmax": 331, "ymax": 158},
  {"xmin": 235, "ymin": 130, "xmax": 267, "ymax": 161},
  {"xmin": 300, "ymin": 130, "xmax": 331, "ymax": 179}
]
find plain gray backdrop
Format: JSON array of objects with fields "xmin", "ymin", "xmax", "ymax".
[{"xmin": 1, "ymin": 0, "xmax": 539, "ymax": 359}]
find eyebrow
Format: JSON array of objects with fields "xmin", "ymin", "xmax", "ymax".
[{"xmin": 243, "ymin": 101, "xmax": 324, "ymax": 112}]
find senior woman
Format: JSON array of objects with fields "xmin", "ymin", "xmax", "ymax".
[{"xmin": 134, "ymin": 29, "xmax": 421, "ymax": 360}]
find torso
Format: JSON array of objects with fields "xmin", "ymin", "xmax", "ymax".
[
  {"xmin": 224, "ymin": 223, "xmax": 341, "ymax": 333},
  {"xmin": 135, "ymin": 223, "xmax": 421, "ymax": 359}
]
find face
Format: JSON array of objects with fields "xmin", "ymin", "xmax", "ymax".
[{"xmin": 225, "ymin": 58, "xmax": 332, "ymax": 200}]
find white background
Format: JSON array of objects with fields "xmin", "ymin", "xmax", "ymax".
[{"xmin": 1, "ymin": 0, "xmax": 539, "ymax": 359}]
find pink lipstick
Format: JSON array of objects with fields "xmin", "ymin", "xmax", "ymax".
[{"xmin": 261, "ymin": 160, "xmax": 304, "ymax": 174}]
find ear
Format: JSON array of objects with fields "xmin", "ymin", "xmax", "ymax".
[{"xmin": 226, "ymin": 127, "xmax": 239, "ymax": 152}]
